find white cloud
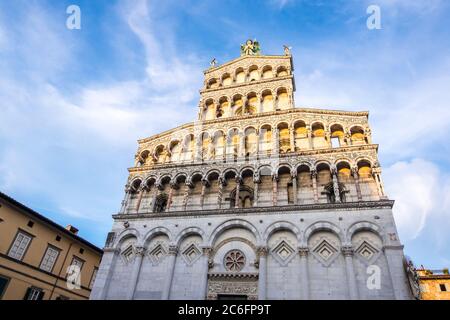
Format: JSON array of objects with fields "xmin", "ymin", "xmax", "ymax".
[{"xmin": 384, "ymin": 159, "xmax": 450, "ymax": 242}]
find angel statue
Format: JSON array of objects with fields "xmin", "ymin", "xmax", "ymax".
[
  {"xmin": 210, "ymin": 58, "xmax": 217, "ymax": 67},
  {"xmin": 283, "ymin": 45, "xmax": 292, "ymax": 56},
  {"xmin": 240, "ymin": 39, "xmax": 261, "ymax": 56}
]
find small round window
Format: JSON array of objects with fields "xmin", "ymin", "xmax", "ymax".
[{"xmin": 224, "ymin": 250, "xmax": 246, "ymax": 272}]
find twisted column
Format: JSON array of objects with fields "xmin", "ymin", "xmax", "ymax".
[
  {"xmin": 217, "ymin": 177, "xmax": 224, "ymax": 209},
  {"xmin": 119, "ymin": 184, "xmax": 131, "ymax": 214},
  {"xmin": 234, "ymin": 176, "xmax": 241, "ymax": 208},
  {"xmin": 272, "ymin": 174, "xmax": 278, "ymax": 206},
  {"xmin": 291, "ymin": 171, "xmax": 298, "ymax": 205},
  {"xmin": 182, "ymin": 182, "xmax": 192, "ymax": 211},
  {"xmin": 311, "ymin": 169, "xmax": 319, "ymax": 203}
]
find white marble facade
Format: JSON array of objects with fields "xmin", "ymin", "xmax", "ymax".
[{"xmin": 90, "ymin": 44, "xmax": 412, "ymax": 300}]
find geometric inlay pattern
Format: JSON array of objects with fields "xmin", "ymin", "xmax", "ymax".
[
  {"xmin": 148, "ymin": 243, "xmax": 167, "ymax": 265},
  {"xmin": 355, "ymin": 240, "xmax": 380, "ymax": 265},
  {"xmin": 121, "ymin": 245, "xmax": 135, "ymax": 264},
  {"xmin": 270, "ymin": 239, "xmax": 296, "ymax": 266},
  {"xmin": 311, "ymin": 239, "xmax": 339, "ymax": 267},
  {"xmin": 181, "ymin": 243, "xmax": 202, "ymax": 266},
  {"xmin": 224, "ymin": 250, "xmax": 246, "ymax": 272}
]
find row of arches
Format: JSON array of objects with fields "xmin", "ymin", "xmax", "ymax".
[
  {"xmin": 123, "ymin": 159, "xmax": 384, "ymax": 214},
  {"xmin": 206, "ymin": 64, "xmax": 290, "ymax": 89},
  {"xmin": 99, "ymin": 219, "xmax": 400, "ymax": 299},
  {"xmin": 137, "ymin": 123, "xmax": 369, "ymax": 166},
  {"xmin": 202, "ymin": 87, "xmax": 292, "ymax": 120}
]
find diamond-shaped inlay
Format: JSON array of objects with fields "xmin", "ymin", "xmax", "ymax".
[
  {"xmin": 270, "ymin": 239, "xmax": 296, "ymax": 266},
  {"xmin": 311, "ymin": 239, "xmax": 339, "ymax": 266},
  {"xmin": 182, "ymin": 244, "xmax": 201, "ymax": 265},
  {"xmin": 121, "ymin": 245, "xmax": 135, "ymax": 264},
  {"xmin": 148, "ymin": 244, "xmax": 167, "ymax": 265},
  {"xmin": 356, "ymin": 241, "xmax": 378, "ymax": 261},
  {"xmin": 273, "ymin": 241, "xmax": 295, "ymax": 261},
  {"xmin": 314, "ymin": 240, "xmax": 337, "ymax": 260}
]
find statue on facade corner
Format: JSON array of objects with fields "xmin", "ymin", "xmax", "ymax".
[
  {"xmin": 283, "ymin": 45, "xmax": 292, "ymax": 56},
  {"xmin": 240, "ymin": 39, "xmax": 261, "ymax": 56},
  {"xmin": 210, "ymin": 58, "xmax": 217, "ymax": 67}
]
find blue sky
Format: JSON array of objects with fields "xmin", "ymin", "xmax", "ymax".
[{"xmin": 1, "ymin": 0, "xmax": 449, "ymax": 268}]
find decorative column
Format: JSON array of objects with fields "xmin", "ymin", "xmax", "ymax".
[
  {"xmin": 352, "ymin": 167, "xmax": 363, "ymax": 201},
  {"xmin": 291, "ymin": 171, "xmax": 298, "ymax": 205},
  {"xmin": 298, "ymin": 247, "xmax": 310, "ymax": 300},
  {"xmin": 272, "ymin": 174, "xmax": 278, "ymax": 206},
  {"xmin": 258, "ymin": 96, "xmax": 263, "ymax": 113},
  {"xmin": 234, "ymin": 176, "xmax": 241, "ymax": 209},
  {"xmin": 342, "ymin": 246, "xmax": 359, "ymax": 300},
  {"xmin": 253, "ymin": 173, "xmax": 261, "ymax": 207},
  {"xmin": 200, "ymin": 179, "xmax": 209, "ymax": 209},
  {"xmin": 239, "ymin": 132, "xmax": 246, "ymax": 158},
  {"xmin": 217, "ymin": 177, "xmax": 224, "ymax": 209},
  {"xmin": 311, "ymin": 169, "xmax": 319, "ymax": 203},
  {"xmin": 135, "ymin": 184, "xmax": 147, "ymax": 213},
  {"xmin": 331, "ymin": 167, "xmax": 341, "ymax": 203},
  {"xmin": 372, "ymin": 167, "xmax": 387, "ymax": 199},
  {"xmin": 150, "ymin": 186, "xmax": 158, "ymax": 213},
  {"xmin": 289, "ymin": 125, "xmax": 295, "ymax": 152},
  {"xmin": 162, "ymin": 245, "xmax": 178, "ymax": 300},
  {"xmin": 126, "ymin": 246, "xmax": 145, "ymax": 300},
  {"xmin": 366, "ymin": 129, "xmax": 372, "ymax": 144},
  {"xmin": 199, "ymin": 247, "xmax": 212, "ymax": 299},
  {"xmin": 325, "ymin": 131, "xmax": 332, "ymax": 148},
  {"xmin": 166, "ymin": 182, "xmax": 176, "ymax": 212},
  {"xmin": 273, "ymin": 127, "xmax": 280, "ymax": 154},
  {"xmin": 182, "ymin": 182, "xmax": 192, "ymax": 211},
  {"xmin": 307, "ymin": 126, "xmax": 313, "ymax": 149},
  {"xmin": 257, "ymin": 247, "xmax": 268, "ymax": 300},
  {"xmin": 119, "ymin": 184, "xmax": 131, "ymax": 214}
]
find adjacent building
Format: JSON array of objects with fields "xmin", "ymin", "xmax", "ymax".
[
  {"xmin": 418, "ymin": 267, "xmax": 450, "ymax": 300},
  {"xmin": 91, "ymin": 40, "xmax": 412, "ymax": 300},
  {"xmin": 0, "ymin": 192, "xmax": 103, "ymax": 300}
]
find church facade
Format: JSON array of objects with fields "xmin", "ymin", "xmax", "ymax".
[{"xmin": 91, "ymin": 41, "xmax": 412, "ymax": 300}]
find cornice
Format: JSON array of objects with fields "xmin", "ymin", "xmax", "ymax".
[
  {"xmin": 208, "ymin": 272, "xmax": 259, "ymax": 280},
  {"xmin": 112, "ymin": 200, "xmax": 395, "ymax": 220}
]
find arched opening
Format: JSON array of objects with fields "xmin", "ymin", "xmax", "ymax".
[
  {"xmin": 208, "ymin": 78, "xmax": 219, "ymax": 89},
  {"xmin": 330, "ymin": 124, "xmax": 344, "ymax": 148},
  {"xmin": 244, "ymin": 127, "xmax": 257, "ymax": 158},
  {"xmin": 203, "ymin": 99, "xmax": 215, "ymax": 121},
  {"xmin": 311, "ymin": 122, "xmax": 327, "ymax": 149},
  {"xmin": 181, "ymin": 134, "xmax": 194, "ymax": 162},
  {"xmin": 217, "ymin": 96, "xmax": 229, "ymax": 118},
  {"xmin": 201, "ymin": 132, "xmax": 213, "ymax": 161},
  {"xmin": 276, "ymin": 66, "xmax": 288, "ymax": 77},
  {"xmin": 351, "ymin": 126, "xmax": 366, "ymax": 145},
  {"xmin": 262, "ymin": 65, "xmax": 273, "ymax": 79},
  {"xmin": 276, "ymin": 87, "xmax": 289, "ymax": 110},
  {"xmin": 277, "ymin": 122, "xmax": 291, "ymax": 153},
  {"xmin": 212, "ymin": 131, "xmax": 225, "ymax": 160},
  {"xmin": 227, "ymin": 129, "xmax": 240, "ymax": 161},
  {"xmin": 248, "ymin": 65, "xmax": 259, "ymax": 81},
  {"xmin": 316, "ymin": 163, "xmax": 332, "ymax": 203},
  {"xmin": 154, "ymin": 145, "xmax": 169, "ymax": 164},
  {"xmin": 232, "ymin": 94, "xmax": 243, "ymax": 116},
  {"xmin": 235, "ymin": 67, "xmax": 246, "ymax": 84},
  {"xmin": 261, "ymin": 90, "xmax": 273, "ymax": 113},
  {"xmin": 169, "ymin": 140, "xmax": 181, "ymax": 163},
  {"xmin": 297, "ymin": 164, "xmax": 313, "ymax": 204},
  {"xmin": 294, "ymin": 120, "xmax": 308, "ymax": 150},
  {"xmin": 221, "ymin": 73, "xmax": 232, "ymax": 86},
  {"xmin": 259, "ymin": 124, "xmax": 272, "ymax": 155},
  {"xmin": 138, "ymin": 150, "xmax": 150, "ymax": 166},
  {"xmin": 277, "ymin": 166, "xmax": 292, "ymax": 205}
]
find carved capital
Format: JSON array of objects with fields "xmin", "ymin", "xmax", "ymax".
[
  {"xmin": 298, "ymin": 247, "xmax": 309, "ymax": 257},
  {"xmin": 341, "ymin": 246, "xmax": 354, "ymax": 257},
  {"xmin": 202, "ymin": 246, "xmax": 213, "ymax": 256},
  {"xmin": 134, "ymin": 246, "xmax": 146, "ymax": 256},
  {"xmin": 168, "ymin": 245, "xmax": 179, "ymax": 255},
  {"xmin": 257, "ymin": 246, "xmax": 268, "ymax": 257}
]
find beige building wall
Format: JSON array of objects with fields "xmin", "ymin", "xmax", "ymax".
[
  {"xmin": 0, "ymin": 192, "xmax": 102, "ymax": 300},
  {"xmin": 418, "ymin": 269, "xmax": 450, "ymax": 300}
]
